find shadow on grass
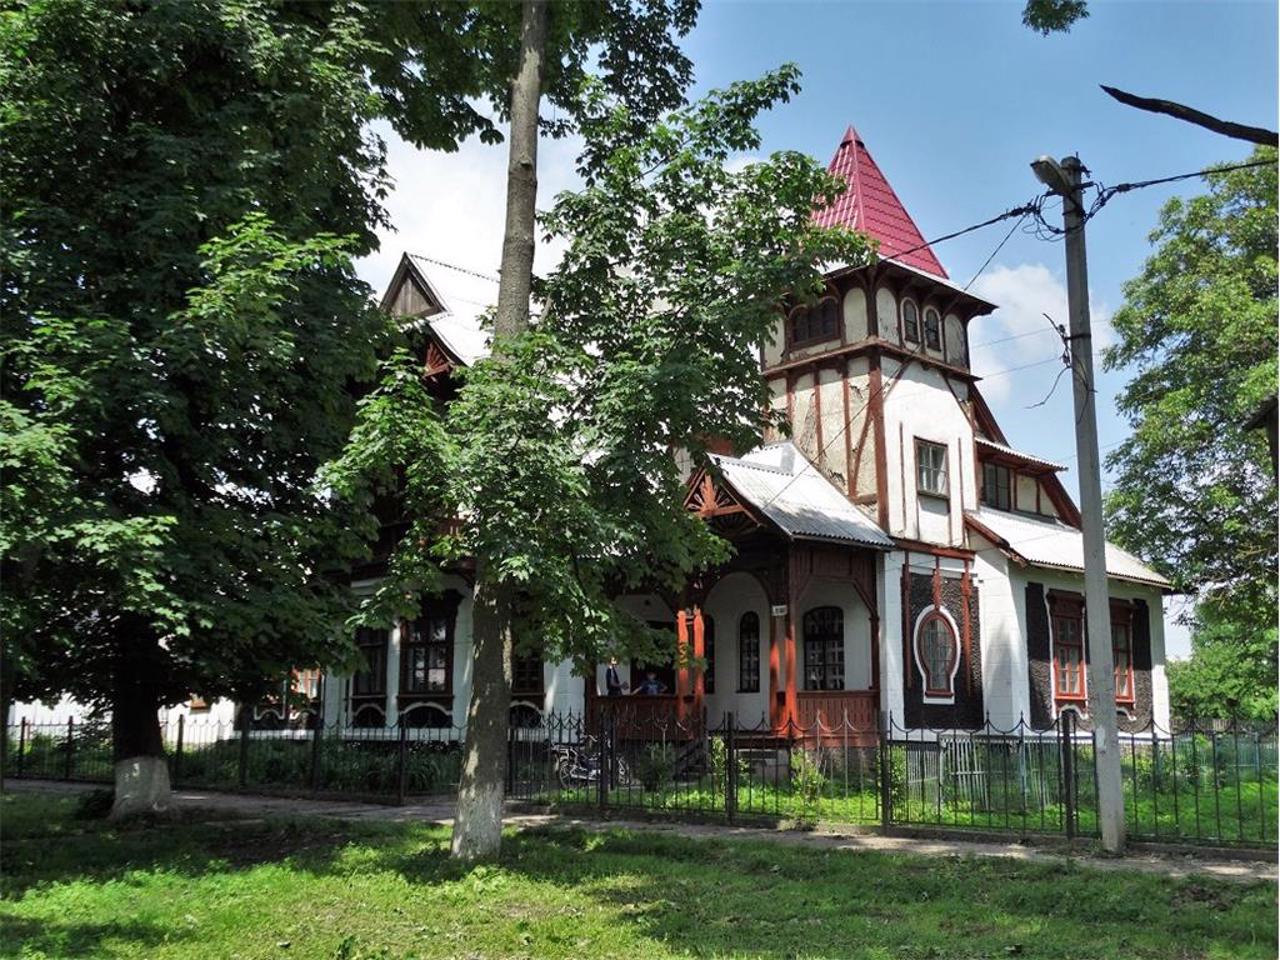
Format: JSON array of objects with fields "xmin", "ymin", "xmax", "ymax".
[
  {"xmin": 3, "ymin": 792, "xmax": 1275, "ymax": 960},
  {"xmin": 0, "ymin": 915, "xmax": 191, "ymax": 958}
]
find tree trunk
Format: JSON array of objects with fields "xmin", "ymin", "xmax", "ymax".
[
  {"xmin": 450, "ymin": 0, "xmax": 546, "ymax": 861},
  {"xmin": 111, "ymin": 671, "xmax": 170, "ymax": 819}
]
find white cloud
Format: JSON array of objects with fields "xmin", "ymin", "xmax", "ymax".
[
  {"xmin": 356, "ymin": 122, "xmax": 584, "ymax": 300},
  {"xmin": 968, "ymin": 263, "xmax": 1113, "ymax": 402}
]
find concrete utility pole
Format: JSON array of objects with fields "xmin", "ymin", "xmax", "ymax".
[{"xmin": 1030, "ymin": 154, "xmax": 1126, "ymax": 853}]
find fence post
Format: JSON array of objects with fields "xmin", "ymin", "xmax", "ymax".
[
  {"xmin": 597, "ymin": 710, "xmax": 610, "ymax": 814},
  {"xmin": 17, "ymin": 718, "xmax": 27, "ymax": 778},
  {"xmin": 879, "ymin": 712, "xmax": 892, "ymax": 833},
  {"xmin": 396, "ymin": 724, "xmax": 408, "ymax": 806},
  {"xmin": 174, "ymin": 714, "xmax": 185, "ymax": 785},
  {"xmin": 725, "ymin": 712, "xmax": 737, "ymax": 824},
  {"xmin": 1060, "ymin": 711, "xmax": 1076, "ymax": 841},
  {"xmin": 65, "ymin": 717, "xmax": 75, "ymax": 780},
  {"xmin": 238, "ymin": 710, "xmax": 250, "ymax": 789},
  {"xmin": 310, "ymin": 715, "xmax": 323, "ymax": 792}
]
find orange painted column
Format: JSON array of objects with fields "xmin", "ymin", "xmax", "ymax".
[
  {"xmin": 676, "ymin": 609, "xmax": 689, "ymax": 722},
  {"xmin": 692, "ymin": 607, "xmax": 706, "ymax": 718},
  {"xmin": 768, "ymin": 611, "xmax": 781, "ymax": 730},
  {"xmin": 784, "ymin": 609, "xmax": 798, "ymax": 732}
]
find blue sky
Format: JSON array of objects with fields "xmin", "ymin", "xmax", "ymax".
[{"xmin": 358, "ymin": 1, "xmax": 1278, "ymax": 656}]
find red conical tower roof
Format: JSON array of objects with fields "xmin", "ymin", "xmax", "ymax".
[{"xmin": 813, "ymin": 125, "xmax": 948, "ymax": 279}]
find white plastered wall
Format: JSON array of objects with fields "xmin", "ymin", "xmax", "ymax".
[
  {"xmin": 702, "ymin": 572, "xmax": 772, "ymax": 728},
  {"xmin": 881, "ymin": 360, "xmax": 976, "ymax": 545}
]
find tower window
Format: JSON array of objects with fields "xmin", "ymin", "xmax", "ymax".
[
  {"xmin": 788, "ymin": 296, "xmax": 839, "ymax": 347},
  {"xmin": 923, "ymin": 308, "xmax": 942, "ymax": 350},
  {"xmin": 902, "ymin": 300, "xmax": 920, "ymax": 343},
  {"xmin": 916, "ymin": 439, "xmax": 949, "ymax": 497}
]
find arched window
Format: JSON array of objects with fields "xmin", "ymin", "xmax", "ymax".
[
  {"xmin": 789, "ymin": 296, "xmax": 839, "ymax": 347},
  {"xmin": 803, "ymin": 606, "xmax": 844, "ymax": 691},
  {"xmin": 923, "ymin": 307, "xmax": 942, "ymax": 350},
  {"xmin": 915, "ymin": 611, "xmax": 958, "ymax": 700},
  {"xmin": 902, "ymin": 299, "xmax": 920, "ymax": 343},
  {"xmin": 738, "ymin": 612, "xmax": 760, "ymax": 692}
]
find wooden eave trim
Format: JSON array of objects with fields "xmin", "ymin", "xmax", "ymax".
[
  {"xmin": 893, "ymin": 537, "xmax": 976, "ymax": 560},
  {"xmin": 962, "ymin": 515, "xmax": 1028, "ymax": 567},
  {"xmin": 764, "ymin": 338, "xmax": 979, "ymax": 382}
]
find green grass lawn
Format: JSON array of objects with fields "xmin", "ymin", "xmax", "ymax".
[{"xmin": 1, "ymin": 790, "xmax": 1275, "ymax": 960}]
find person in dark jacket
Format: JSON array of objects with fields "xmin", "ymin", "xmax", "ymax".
[{"xmin": 605, "ymin": 657, "xmax": 626, "ymax": 697}]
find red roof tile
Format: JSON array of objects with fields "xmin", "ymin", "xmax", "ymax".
[{"xmin": 813, "ymin": 126, "xmax": 948, "ymax": 279}]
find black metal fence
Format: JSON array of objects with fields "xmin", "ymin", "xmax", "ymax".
[{"xmin": 5, "ymin": 710, "xmax": 1275, "ymax": 848}]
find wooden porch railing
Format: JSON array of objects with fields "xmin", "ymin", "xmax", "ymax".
[{"xmin": 795, "ymin": 690, "xmax": 878, "ymax": 732}]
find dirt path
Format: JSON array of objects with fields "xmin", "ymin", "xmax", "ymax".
[{"xmin": 8, "ymin": 778, "xmax": 1274, "ymax": 884}]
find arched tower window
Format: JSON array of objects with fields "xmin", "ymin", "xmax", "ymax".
[
  {"xmin": 788, "ymin": 296, "xmax": 839, "ymax": 347},
  {"xmin": 923, "ymin": 307, "xmax": 942, "ymax": 350},
  {"xmin": 902, "ymin": 299, "xmax": 920, "ymax": 343},
  {"xmin": 915, "ymin": 611, "xmax": 958, "ymax": 700},
  {"xmin": 803, "ymin": 606, "xmax": 844, "ymax": 691}
]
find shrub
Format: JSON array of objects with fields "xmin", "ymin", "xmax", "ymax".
[
  {"xmin": 790, "ymin": 749, "xmax": 826, "ymax": 820},
  {"xmin": 636, "ymin": 743, "xmax": 675, "ymax": 792}
]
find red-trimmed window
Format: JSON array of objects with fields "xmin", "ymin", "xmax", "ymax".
[
  {"xmin": 923, "ymin": 307, "xmax": 942, "ymax": 350},
  {"xmin": 1052, "ymin": 603, "xmax": 1086, "ymax": 701},
  {"xmin": 902, "ymin": 299, "xmax": 921, "ymax": 343},
  {"xmin": 803, "ymin": 606, "xmax": 844, "ymax": 691},
  {"xmin": 915, "ymin": 613, "xmax": 958, "ymax": 699},
  {"xmin": 788, "ymin": 296, "xmax": 839, "ymax": 347},
  {"xmin": 1111, "ymin": 605, "xmax": 1135, "ymax": 703},
  {"xmin": 738, "ymin": 612, "xmax": 760, "ymax": 692}
]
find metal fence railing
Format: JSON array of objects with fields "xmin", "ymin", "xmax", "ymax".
[{"xmin": 5, "ymin": 709, "xmax": 1275, "ymax": 848}]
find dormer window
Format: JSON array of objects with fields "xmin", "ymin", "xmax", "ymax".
[
  {"xmin": 902, "ymin": 300, "xmax": 920, "ymax": 343},
  {"xmin": 788, "ymin": 296, "xmax": 839, "ymax": 347},
  {"xmin": 923, "ymin": 307, "xmax": 942, "ymax": 350},
  {"xmin": 981, "ymin": 462, "xmax": 1012, "ymax": 511}
]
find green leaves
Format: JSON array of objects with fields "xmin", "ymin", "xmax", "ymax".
[
  {"xmin": 1102, "ymin": 147, "xmax": 1277, "ymax": 708},
  {"xmin": 336, "ymin": 66, "xmax": 871, "ymax": 671}
]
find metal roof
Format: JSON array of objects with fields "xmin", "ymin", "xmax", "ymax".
[
  {"xmin": 813, "ymin": 126, "xmax": 949, "ymax": 280},
  {"xmin": 975, "ymin": 437, "xmax": 1066, "ymax": 472},
  {"xmin": 710, "ymin": 442, "xmax": 893, "ymax": 549},
  {"xmin": 401, "ymin": 254, "xmax": 495, "ymax": 367},
  {"xmin": 965, "ymin": 506, "xmax": 1172, "ymax": 588}
]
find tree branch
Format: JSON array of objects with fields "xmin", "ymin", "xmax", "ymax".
[{"xmin": 1100, "ymin": 85, "xmax": 1279, "ymax": 147}]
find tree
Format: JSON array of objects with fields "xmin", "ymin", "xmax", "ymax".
[
  {"xmin": 0, "ymin": 1, "xmax": 405, "ymax": 815},
  {"xmin": 1022, "ymin": 0, "xmax": 1089, "ymax": 35},
  {"xmin": 2, "ymin": 0, "xmax": 702, "ymax": 817},
  {"xmin": 1103, "ymin": 148, "xmax": 1278, "ymax": 713},
  {"xmin": 1167, "ymin": 607, "xmax": 1277, "ymax": 723},
  {"xmin": 325, "ymin": 62, "xmax": 870, "ymax": 857}
]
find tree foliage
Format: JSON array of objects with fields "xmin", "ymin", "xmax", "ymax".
[
  {"xmin": 324, "ymin": 65, "xmax": 872, "ymax": 673},
  {"xmin": 1167, "ymin": 607, "xmax": 1277, "ymax": 722},
  {"xmin": 1102, "ymin": 148, "xmax": 1278, "ymax": 711},
  {"xmin": 1022, "ymin": 0, "xmax": 1089, "ymax": 35},
  {"xmin": 0, "ymin": 1, "xmax": 403, "ymax": 728}
]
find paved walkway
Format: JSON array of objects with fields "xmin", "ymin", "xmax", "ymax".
[{"xmin": 8, "ymin": 779, "xmax": 1275, "ymax": 884}]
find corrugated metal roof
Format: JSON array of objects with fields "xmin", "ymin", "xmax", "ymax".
[
  {"xmin": 710, "ymin": 442, "xmax": 893, "ymax": 548},
  {"xmin": 975, "ymin": 437, "xmax": 1066, "ymax": 472},
  {"xmin": 813, "ymin": 126, "xmax": 949, "ymax": 280},
  {"xmin": 405, "ymin": 254, "xmax": 496, "ymax": 366},
  {"xmin": 966, "ymin": 506, "xmax": 1171, "ymax": 588}
]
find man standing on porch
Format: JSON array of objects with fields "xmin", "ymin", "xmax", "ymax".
[{"xmin": 605, "ymin": 658, "xmax": 626, "ymax": 697}]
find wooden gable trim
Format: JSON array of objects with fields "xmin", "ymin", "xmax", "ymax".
[{"xmin": 684, "ymin": 467, "xmax": 767, "ymax": 539}]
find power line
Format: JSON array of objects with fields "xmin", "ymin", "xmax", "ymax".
[{"xmin": 964, "ymin": 212, "xmax": 1027, "ymax": 291}]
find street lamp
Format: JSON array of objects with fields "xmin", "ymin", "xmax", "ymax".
[{"xmin": 1030, "ymin": 155, "xmax": 1072, "ymax": 196}]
